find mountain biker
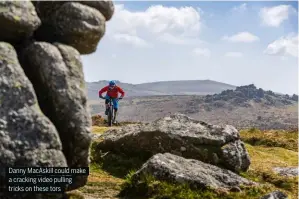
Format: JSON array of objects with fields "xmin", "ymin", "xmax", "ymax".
[{"xmin": 98, "ymin": 80, "xmax": 125, "ymax": 123}]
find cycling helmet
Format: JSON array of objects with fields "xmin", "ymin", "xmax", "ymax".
[{"xmin": 109, "ymin": 80, "xmax": 116, "ymax": 86}]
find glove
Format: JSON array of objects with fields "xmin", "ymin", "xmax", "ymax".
[
  {"xmin": 99, "ymin": 96, "xmax": 104, "ymax": 99},
  {"xmin": 118, "ymin": 97, "xmax": 123, "ymax": 100}
]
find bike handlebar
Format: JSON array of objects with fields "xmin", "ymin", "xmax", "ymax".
[{"xmin": 99, "ymin": 96, "xmax": 123, "ymax": 101}]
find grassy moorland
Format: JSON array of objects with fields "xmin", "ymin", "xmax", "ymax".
[{"xmin": 67, "ymin": 121, "xmax": 298, "ymax": 199}]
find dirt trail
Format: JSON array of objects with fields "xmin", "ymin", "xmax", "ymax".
[
  {"xmin": 74, "ymin": 127, "xmax": 124, "ymax": 199},
  {"xmin": 77, "ymin": 166, "xmax": 123, "ymax": 199}
]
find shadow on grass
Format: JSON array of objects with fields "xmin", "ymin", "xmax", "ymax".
[{"xmin": 90, "ymin": 141, "xmax": 149, "ymax": 178}]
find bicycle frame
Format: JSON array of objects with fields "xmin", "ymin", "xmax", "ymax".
[
  {"xmin": 107, "ymin": 98, "xmax": 114, "ymax": 127},
  {"xmin": 102, "ymin": 97, "xmax": 121, "ymax": 127}
]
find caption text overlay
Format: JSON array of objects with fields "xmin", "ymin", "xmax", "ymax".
[{"xmin": 5, "ymin": 167, "xmax": 89, "ymax": 193}]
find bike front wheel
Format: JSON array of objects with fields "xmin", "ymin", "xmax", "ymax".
[{"xmin": 107, "ymin": 107, "xmax": 113, "ymax": 126}]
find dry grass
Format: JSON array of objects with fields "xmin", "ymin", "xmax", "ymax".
[
  {"xmin": 241, "ymin": 144, "xmax": 298, "ymax": 199},
  {"xmin": 245, "ymin": 144, "xmax": 298, "ymax": 172},
  {"xmin": 91, "ymin": 115, "xmax": 106, "ymax": 126},
  {"xmin": 91, "ymin": 126, "xmax": 110, "ymax": 134},
  {"xmin": 240, "ymin": 129, "xmax": 298, "ymax": 198},
  {"xmin": 88, "ymin": 96, "xmax": 298, "ymax": 130},
  {"xmin": 78, "ymin": 164, "xmax": 124, "ymax": 199},
  {"xmin": 65, "ymin": 190, "xmax": 85, "ymax": 199},
  {"xmin": 240, "ymin": 129, "xmax": 298, "ymax": 151}
]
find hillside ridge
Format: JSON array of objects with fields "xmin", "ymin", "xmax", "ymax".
[{"xmin": 86, "ymin": 79, "xmax": 237, "ymax": 99}]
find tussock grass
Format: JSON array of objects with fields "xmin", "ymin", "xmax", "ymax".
[
  {"xmin": 245, "ymin": 144, "xmax": 298, "ymax": 170},
  {"xmin": 241, "ymin": 144, "xmax": 298, "ymax": 199},
  {"xmin": 240, "ymin": 129, "xmax": 298, "ymax": 151}
]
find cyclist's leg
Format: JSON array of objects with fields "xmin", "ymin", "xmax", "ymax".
[
  {"xmin": 105, "ymin": 95, "xmax": 110, "ymax": 115},
  {"xmin": 112, "ymin": 98, "xmax": 119, "ymax": 122}
]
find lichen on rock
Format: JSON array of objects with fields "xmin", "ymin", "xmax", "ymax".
[
  {"xmin": 130, "ymin": 153, "xmax": 256, "ymax": 191},
  {"xmin": 0, "ymin": 1, "xmax": 41, "ymax": 43},
  {"xmin": 0, "ymin": 42, "xmax": 67, "ymax": 199},
  {"xmin": 19, "ymin": 41, "xmax": 92, "ymax": 190},
  {"xmin": 34, "ymin": 1, "xmax": 108, "ymax": 54}
]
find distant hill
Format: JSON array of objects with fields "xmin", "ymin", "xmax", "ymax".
[
  {"xmin": 86, "ymin": 80, "xmax": 236, "ymax": 99},
  {"xmin": 88, "ymin": 84, "xmax": 298, "ymax": 130}
]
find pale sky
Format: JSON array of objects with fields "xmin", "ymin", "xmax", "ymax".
[{"xmin": 81, "ymin": 1, "xmax": 298, "ymax": 95}]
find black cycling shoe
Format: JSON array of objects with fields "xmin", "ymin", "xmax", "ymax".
[{"xmin": 105, "ymin": 109, "xmax": 108, "ymax": 115}]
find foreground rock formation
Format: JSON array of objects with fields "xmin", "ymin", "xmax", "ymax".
[
  {"xmin": 0, "ymin": 42, "xmax": 68, "ymax": 199},
  {"xmin": 261, "ymin": 191, "xmax": 288, "ymax": 199},
  {"xmin": 94, "ymin": 113, "xmax": 251, "ymax": 173},
  {"xmin": 131, "ymin": 153, "xmax": 255, "ymax": 191},
  {"xmin": 19, "ymin": 42, "xmax": 92, "ymax": 189},
  {"xmin": 0, "ymin": 0, "xmax": 114, "ymax": 197}
]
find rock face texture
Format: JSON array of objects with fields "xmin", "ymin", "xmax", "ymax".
[
  {"xmin": 0, "ymin": 42, "xmax": 67, "ymax": 198},
  {"xmin": 95, "ymin": 113, "xmax": 251, "ymax": 173},
  {"xmin": 79, "ymin": 0, "xmax": 115, "ymax": 21},
  {"xmin": 33, "ymin": 1, "xmax": 110, "ymax": 54},
  {"xmin": 0, "ymin": 0, "xmax": 114, "ymax": 197},
  {"xmin": 131, "ymin": 153, "xmax": 255, "ymax": 191},
  {"xmin": 0, "ymin": 1, "xmax": 41, "ymax": 43},
  {"xmin": 20, "ymin": 42, "xmax": 92, "ymax": 189},
  {"xmin": 261, "ymin": 191, "xmax": 288, "ymax": 199},
  {"xmin": 273, "ymin": 167, "xmax": 298, "ymax": 177}
]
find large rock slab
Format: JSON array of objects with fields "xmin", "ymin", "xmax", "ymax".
[
  {"xmin": 0, "ymin": 42, "xmax": 67, "ymax": 198},
  {"xmin": 131, "ymin": 153, "xmax": 255, "ymax": 191},
  {"xmin": 94, "ymin": 113, "xmax": 251, "ymax": 173},
  {"xmin": 19, "ymin": 42, "xmax": 92, "ymax": 190},
  {"xmin": 0, "ymin": 1, "xmax": 41, "ymax": 43},
  {"xmin": 34, "ymin": 1, "xmax": 107, "ymax": 54}
]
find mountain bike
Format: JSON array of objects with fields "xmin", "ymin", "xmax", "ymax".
[{"xmin": 103, "ymin": 97, "xmax": 122, "ymax": 127}]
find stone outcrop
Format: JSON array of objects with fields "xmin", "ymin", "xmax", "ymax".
[
  {"xmin": 0, "ymin": 0, "xmax": 114, "ymax": 197},
  {"xmin": 94, "ymin": 113, "xmax": 251, "ymax": 173},
  {"xmin": 273, "ymin": 167, "xmax": 298, "ymax": 177},
  {"xmin": 19, "ymin": 42, "xmax": 92, "ymax": 189},
  {"xmin": 204, "ymin": 84, "xmax": 297, "ymax": 108},
  {"xmin": 0, "ymin": 42, "xmax": 67, "ymax": 198},
  {"xmin": 131, "ymin": 153, "xmax": 255, "ymax": 191}
]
